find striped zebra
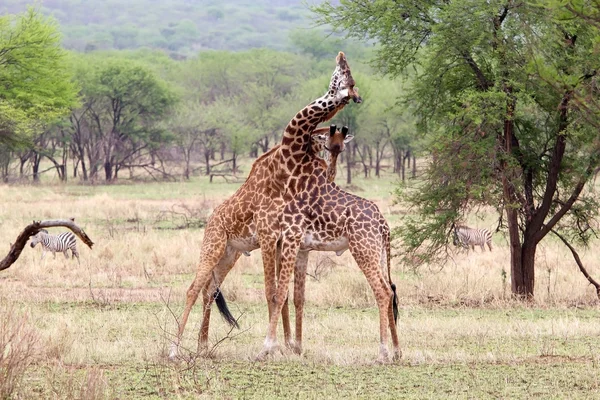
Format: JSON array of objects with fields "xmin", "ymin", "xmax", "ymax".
[
  {"xmin": 30, "ymin": 229, "xmax": 79, "ymax": 262},
  {"xmin": 453, "ymin": 225, "xmax": 493, "ymax": 252}
]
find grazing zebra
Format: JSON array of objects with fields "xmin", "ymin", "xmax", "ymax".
[
  {"xmin": 453, "ymin": 225, "xmax": 493, "ymax": 252},
  {"xmin": 30, "ymin": 229, "xmax": 79, "ymax": 262}
]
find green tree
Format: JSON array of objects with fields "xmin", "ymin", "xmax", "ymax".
[
  {"xmin": 0, "ymin": 8, "xmax": 77, "ymax": 149},
  {"xmin": 315, "ymin": 0, "xmax": 600, "ymax": 297},
  {"xmin": 70, "ymin": 54, "xmax": 176, "ymax": 181}
]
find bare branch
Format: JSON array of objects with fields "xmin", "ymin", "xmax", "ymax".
[
  {"xmin": 0, "ymin": 219, "xmax": 94, "ymax": 271},
  {"xmin": 551, "ymin": 229, "xmax": 600, "ymax": 300}
]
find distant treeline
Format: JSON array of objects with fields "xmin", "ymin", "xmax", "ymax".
[
  {"xmin": 0, "ymin": 8, "xmax": 418, "ymax": 183},
  {"xmin": 1, "ymin": 0, "xmax": 338, "ymax": 55}
]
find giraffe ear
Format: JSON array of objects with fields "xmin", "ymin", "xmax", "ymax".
[
  {"xmin": 329, "ymin": 124, "xmax": 336, "ymax": 136},
  {"xmin": 343, "ymin": 134, "xmax": 354, "ymax": 144}
]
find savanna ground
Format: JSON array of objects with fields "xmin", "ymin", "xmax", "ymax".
[{"xmin": 1, "ymin": 167, "xmax": 600, "ymax": 399}]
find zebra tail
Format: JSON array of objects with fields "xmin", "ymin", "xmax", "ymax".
[
  {"xmin": 213, "ymin": 288, "xmax": 239, "ymax": 329},
  {"xmin": 386, "ymin": 234, "xmax": 399, "ymax": 325}
]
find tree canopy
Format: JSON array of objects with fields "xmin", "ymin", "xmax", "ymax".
[
  {"xmin": 315, "ymin": 0, "xmax": 600, "ymax": 297},
  {"xmin": 0, "ymin": 8, "xmax": 77, "ymax": 148}
]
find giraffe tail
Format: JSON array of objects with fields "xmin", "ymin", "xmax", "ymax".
[
  {"xmin": 213, "ymin": 288, "xmax": 239, "ymax": 329},
  {"xmin": 391, "ymin": 283, "xmax": 398, "ymax": 324},
  {"xmin": 386, "ymin": 231, "xmax": 399, "ymax": 324}
]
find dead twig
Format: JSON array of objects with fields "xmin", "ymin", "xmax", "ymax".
[{"xmin": 0, "ymin": 219, "xmax": 94, "ymax": 271}]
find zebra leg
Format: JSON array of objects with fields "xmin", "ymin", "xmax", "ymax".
[
  {"xmin": 40, "ymin": 250, "xmax": 47, "ymax": 260},
  {"xmin": 72, "ymin": 247, "xmax": 80, "ymax": 263},
  {"xmin": 63, "ymin": 250, "xmax": 69, "ymax": 259},
  {"xmin": 487, "ymin": 241, "xmax": 493, "ymax": 251}
]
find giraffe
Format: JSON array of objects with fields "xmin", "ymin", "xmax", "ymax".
[
  {"xmin": 209, "ymin": 124, "xmax": 354, "ymax": 355},
  {"xmin": 169, "ymin": 73, "xmax": 357, "ymax": 359},
  {"xmin": 257, "ymin": 52, "xmax": 401, "ymax": 363},
  {"xmin": 193, "ymin": 125, "xmax": 353, "ymax": 353},
  {"xmin": 169, "ymin": 52, "xmax": 360, "ymax": 360}
]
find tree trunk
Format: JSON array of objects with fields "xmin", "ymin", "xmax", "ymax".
[
  {"xmin": 412, "ymin": 154, "xmax": 417, "ymax": 178},
  {"xmin": 104, "ymin": 160, "xmax": 113, "ymax": 181},
  {"xmin": 32, "ymin": 153, "xmax": 41, "ymax": 182},
  {"xmin": 204, "ymin": 150, "xmax": 211, "ymax": 176},
  {"xmin": 401, "ymin": 150, "xmax": 406, "ymax": 182},
  {"xmin": 232, "ymin": 151, "xmax": 238, "ymax": 173}
]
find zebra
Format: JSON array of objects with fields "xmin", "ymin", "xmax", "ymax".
[
  {"xmin": 453, "ymin": 225, "xmax": 493, "ymax": 252},
  {"xmin": 30, "ymin": 229, "xmax": 79, "ymax": 262}
]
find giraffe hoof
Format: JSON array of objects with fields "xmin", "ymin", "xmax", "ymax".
[
  {"xmin": 255, "ymin": 343, "xmax": 279, "ymax": 361},
  {"xmin": 292, "ymin": 344, "xmax": 303, "ymax": 355},
  {"xmin": 375, "ymin": 356, "xmax": 390, "ymax": 365},
  {"xmin": 392, "ymin": 350, "xmax": 402, "ymax": 363},
  {"xmin": 168, "ymin": 345, "xmax": 179, "ymax": 361}
]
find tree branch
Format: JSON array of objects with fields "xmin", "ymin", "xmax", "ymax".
[
  {"xmin": 551, "ymin": 229, "xmax": 600, "ymax": 300},
  {"xmin": 0, "ymin": 219, "xmax": 94, "ymax": 271}
]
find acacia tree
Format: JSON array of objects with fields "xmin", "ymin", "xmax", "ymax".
[
  {"xmin": 70, "ymin": 56, "xmax": 175, "ymax": 181},
  {"xmin": 315, "ymin": 0, "xmax": 600, "ymax": 297}
]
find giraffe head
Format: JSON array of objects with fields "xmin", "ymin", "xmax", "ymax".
[
  {"xmin": 311, "ymin": 125, "xmax": 355, "ymax": 155},
  {"xmin": 326, "ymin": 125, "xmax": 354, "ymax": 155},
  {"xmin": 329, "ymin": 52, "xmax": 362, "ymax": 104}
]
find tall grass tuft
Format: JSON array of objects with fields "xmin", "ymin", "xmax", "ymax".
[{"xmin": 0, "ymin": 305, "xmax": 41, "ymax": 399}]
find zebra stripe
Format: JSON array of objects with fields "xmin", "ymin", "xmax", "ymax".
[
  {"xmin": 453, "ymin": 225, "xmax": 493, "ymax": 252},
  {"xmin": 30, "ymin": 229, "xmax": 80, "ymax": 261}
]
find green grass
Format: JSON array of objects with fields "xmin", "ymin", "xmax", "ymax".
[{"xmin": 9, "ymin": 302, "xmax": 600, "ymax": 399}]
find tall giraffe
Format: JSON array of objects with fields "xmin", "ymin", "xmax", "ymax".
[
  {"xmin": 194, "ymin": 126, "xmax": 353, "ymax": 352},
  {"xmin": 257, "ymin": 52, "xmax": 401, "ymax": 363},
  {"xmin": 169, "ymin": 126, "xmax": 344, "ymax": 359},
  {"xmin": 209, "ymin": 125, "xmax": 354, "ymax": 354}
]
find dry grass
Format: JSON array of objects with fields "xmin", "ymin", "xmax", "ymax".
[{"xmin": 1, "ymin": 173, "xmax": 600, "ymax": 398}]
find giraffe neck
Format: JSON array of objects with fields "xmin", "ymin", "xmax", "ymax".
[
  {"xmin": 327, "ymin": 153, "xmax": 339, "ymax": 183},
  {"xmin": 279, "ymin": 91, "xmax": 344, "ymax": 179}
]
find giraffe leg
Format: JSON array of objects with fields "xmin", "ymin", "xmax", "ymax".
[
  {"xmin": 257, "ymin": 233, "xmax": 302, "ymax": 361},
  {"xmin": 169, "ymin": 227, "xmax": 227, "ymax": 360},
  {"xmin": 257, "ymin": 236, "xmax": 282, "ymax": 344},
  {"xmin": 276, "ymin": 242, "xmax": 294, "ymax": 350},
  {"xmin": 292, "ymin": 250, "xmax": 309, "ymax": 355},
  {"xmin": 198, "ymin": 287, "xmax": 212, "ymax": 355},
  {"xmin": 351, "ymin": 246, "xmax": 393, "ymax": 364},
  {"xmin": 197, "ymin": 247, "xmax": 241, "ymax": 354}
]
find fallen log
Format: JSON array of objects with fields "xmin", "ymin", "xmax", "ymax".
[{"xmin": 0, "ymin": 219, "xmax": 94, "ymax": 271}]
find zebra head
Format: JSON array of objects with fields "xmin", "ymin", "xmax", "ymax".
[{"xmin": 30, "ymin": 229, "xmax": 49, "ymax": 248}]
